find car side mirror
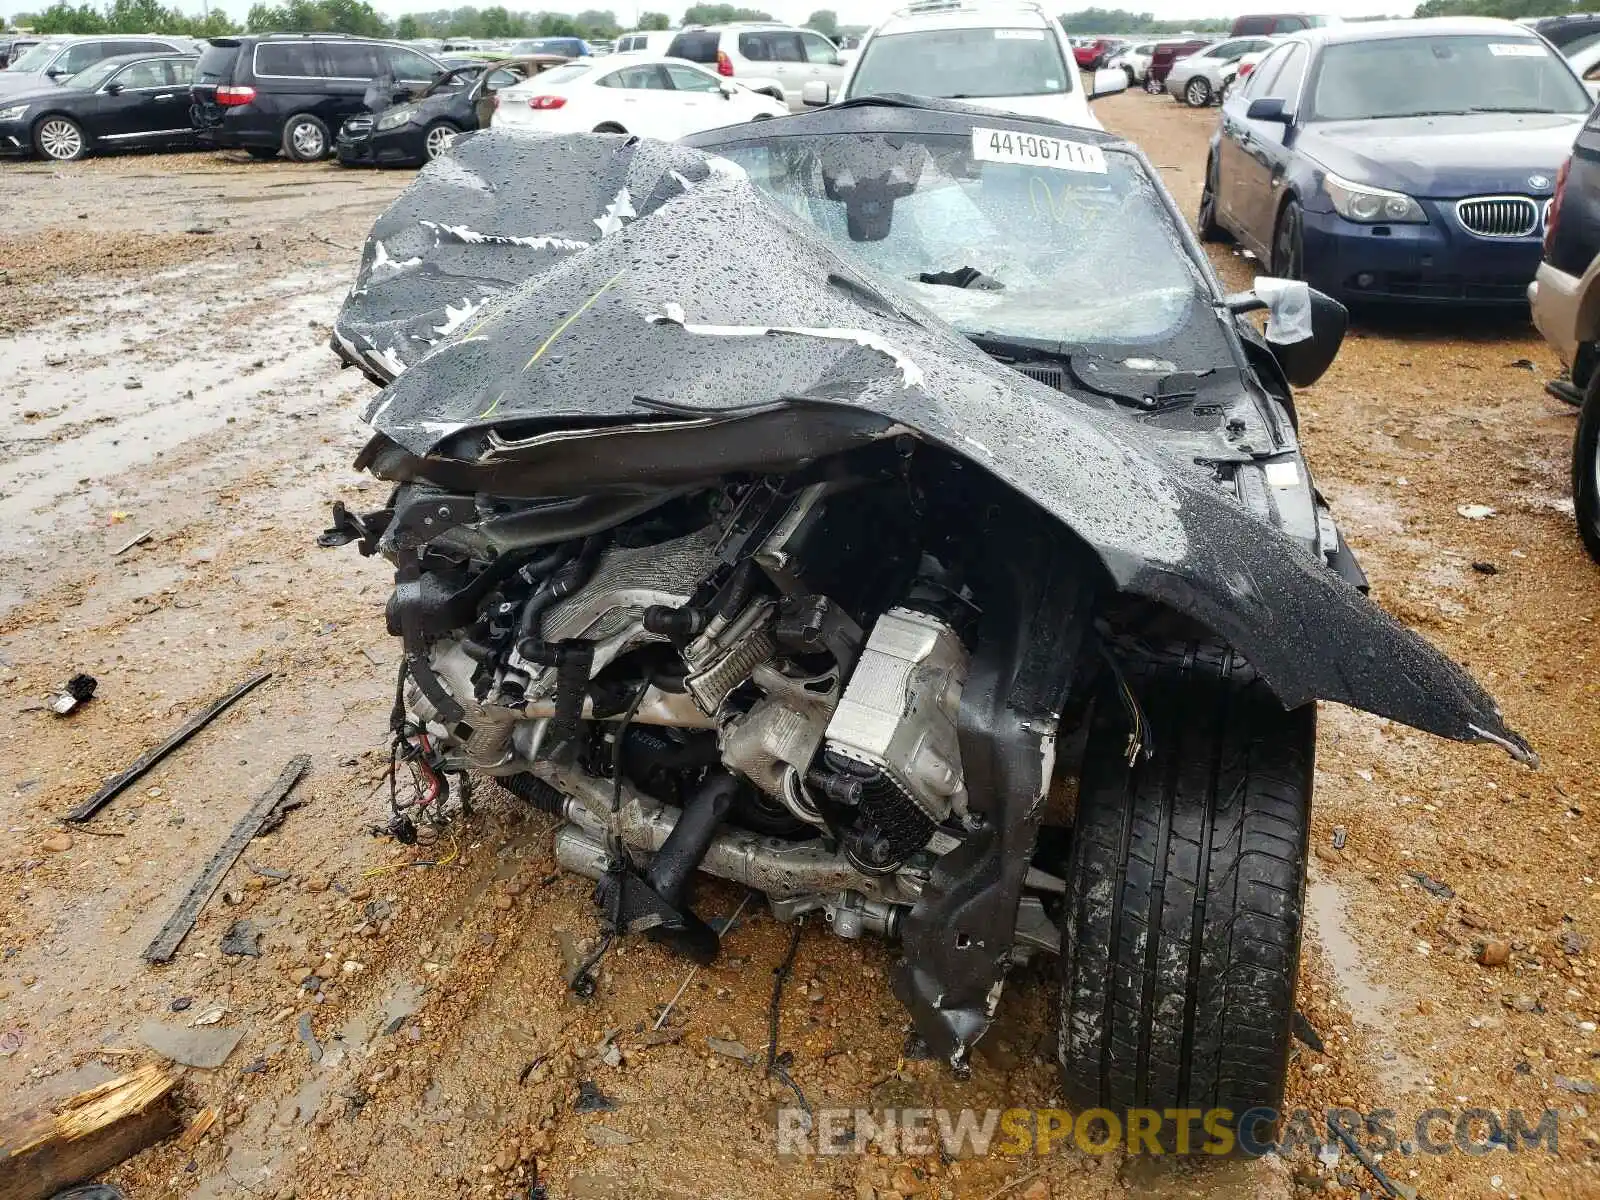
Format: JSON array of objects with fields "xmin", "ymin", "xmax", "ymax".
[
  {"xmin": 1245, "ymin": 96, "xmax": 1290, "ymax": 123},
  {"xmin": 46, "ymin": 67, "xmax": 63, "ymax": 77},
  {"xmin": 1228, "ymin": 277, "xmax": 1347, "ymax": 387},
  {"xmin": 719, "ymin": 81, "xmax": 736, "ymax": 98},
  {"xmin": 1089, "ymin": 67, "xmax": 1127, "ymax": 100},
  {"xmin": 104, "ymin": 81, "xmax": 123, "ymax": 95},
  {"xmin": 801, "ymin": 79, "xmax": 831, "ymax": 107}
]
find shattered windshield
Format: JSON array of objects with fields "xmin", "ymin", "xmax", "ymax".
[{"xmin": 716, "ymin": 129, "xmax": 1207, "ymax": 347}]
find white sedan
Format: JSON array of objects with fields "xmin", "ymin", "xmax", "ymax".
[{"xmin": 491, "ymin": 55, "xmax": 788, "ymax": 139}]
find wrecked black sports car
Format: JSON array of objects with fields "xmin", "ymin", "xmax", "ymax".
[{"xmin": 324, "ymin": 98, "xmax": 1531, "ymax": 1126}]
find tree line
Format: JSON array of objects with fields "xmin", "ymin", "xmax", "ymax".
[{"xmin": 3, "ymin": 0, "xmax": 855, "ymax": 38}]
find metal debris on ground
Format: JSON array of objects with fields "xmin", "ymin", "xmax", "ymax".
[
  {"xmin": 1407, "ymin": 869, "xmax": 1456, "ymax": 900},
  {"xmin": 67, "ymin": 670, "xmax": 273, "ymax": 821},
  {"xmin": 219, "ymin": 919, "xmax": 262, "ymax": 958},
  {"xmin": 706, "ymin": 1037, "xmax": 754, "ymax": 1065},
  {"xmin": 1328, "ymin": 1116, "xmax": 1416, "ymax": 1199},
  {"xmin": 142, "ymin": 755, "xmax": 310, "ymax": 964},
  {"xmin": 49, "ymin": 673, "xmax": 98, "ymax": 717},
  {"xmin": 139, "ymin": 1021, "xmax": 244, "ymax": 1070},
  {"xmin": 573, "ymin": 1079, "xmax": 617, "ymax": 1114},
  {"xmin": 297, "ymin": 1013, "xmax": 322, "ymax": 1064},
  {"xmin": 1331, "ymin": 825, "xmax": 1347, "ymax": 851},
  {"xmin": 112, "ymin": 529, "xmax": 153, "ymax": 556},
  {"xmin": 650, "ymin": 892, "xmax": 753, "ymax": 1031},
  {"xmin": 169, "ymin": 997, "xmax": 192, "ymax": 1013}
]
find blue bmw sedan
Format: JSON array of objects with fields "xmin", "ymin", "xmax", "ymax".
[{"xmin": 1200, "ymin": 18, "xmax": 1593, "ymax": 305}]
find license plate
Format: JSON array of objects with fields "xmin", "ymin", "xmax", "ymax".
[{"xmin": 971, "ymin": 126, "xmax": 1107, "ymax": 174}]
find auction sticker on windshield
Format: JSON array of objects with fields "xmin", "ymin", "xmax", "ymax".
[{"xmin": 972, "ymin": 127, "xmax": 1107, "ymax": 174}]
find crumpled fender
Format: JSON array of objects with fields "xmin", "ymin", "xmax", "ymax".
[{"xmin": 331, "ymin": 126, "xmax": 1532, "ymax": 764}]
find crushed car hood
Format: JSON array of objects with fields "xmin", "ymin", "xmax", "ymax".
[{"xmin": 332, "ymin": 119, "xmax": 1531, "ymax": 762}]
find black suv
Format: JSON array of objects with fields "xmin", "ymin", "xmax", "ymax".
[{"xmin": 190, "ymin": 34, "xmax": 446, "ymax": 161}]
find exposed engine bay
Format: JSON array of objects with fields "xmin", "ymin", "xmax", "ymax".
[{"xmin": 370, "ymin": 455, "xmax": 1074, "ymax": 1014}]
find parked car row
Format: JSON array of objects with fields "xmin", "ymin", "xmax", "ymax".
[{"xmin": 0, "ymin": 19, "xmax": 863, "ymax": 163}]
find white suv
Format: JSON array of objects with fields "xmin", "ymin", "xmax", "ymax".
[
  {"xmin": 806, "ymin": 0, "xmax": 1125, "ymax": 129},
  {"xmin": 664, "ymin": 23, "xmax": 846, "ymax": 111}
]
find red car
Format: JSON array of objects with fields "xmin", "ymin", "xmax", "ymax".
[
  {"xmin": 1144, "ymin": 37, "xmax": 1211, "ymax": 92},
  {"xmin": 1072, "ymin": 37, "xmax": 1119, "ymax": 70}
]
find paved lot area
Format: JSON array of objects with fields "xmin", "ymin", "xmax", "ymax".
[{"xmin": 1, "ymin": 99, "xmax": 1596, "ymax": 1199}]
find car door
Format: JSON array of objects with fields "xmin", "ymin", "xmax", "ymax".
[
  {"xmin": 762, "ymin": 31, "xmax": 809, "ymax": 106},
  {"xmin": 1216, "ymin": 43, "xmax": 1284, "ymax": 231},
  {"xmin": 96, "ymin": 57, "xmax": 193, "ymax": 142},
  {"xmin": 319, "ymin": 41, "xmax": 385, "ymax": 124},
  {"xmin": 382, "ymin": 44, "xmax": 444, "ymax": 96},
  {"xmin": 797, "ymin": 30, "xmax": 843, "ymax": 103},
  {"xmin": 474, "ymin": 64, "xmax": 523, "ymax": 128},
  {"xmin": 661, "ymin": 61, "xmax": 734, "ymax": 135},
  {"xmin": 593, "ymin": 63, "xmax": 672, "ymax": 135},
  {"xmin": 1234, "ymin": 41, "xmax": 1308, "ymax": 252}
]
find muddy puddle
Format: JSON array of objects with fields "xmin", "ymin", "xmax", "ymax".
[{"xmin": 1306, "ymin": 876, "xmax": 1427, "ymax": 1092}]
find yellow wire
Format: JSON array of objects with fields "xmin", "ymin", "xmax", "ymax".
[
  {"xmin": 477, "ymin": 269, "xmax": 627, "ymax": 419},
  {"xmin": 361, "ymin": 830, "xmax": 460, "ymax": 877},
  {"xmin": 521, "ymin": 269, "xmax": 625, "ymax": 372}
]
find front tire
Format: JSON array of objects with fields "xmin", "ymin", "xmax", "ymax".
[
  {"xmin": 281, "ymin": 113, "xmax": 330, "ymax": 162},
  {"xmin": 1197, "ymin": 153, "xmax": 1229, "ymax": 243},
  {"xmin": 1184, "ymin": 76, "xmax": 1212, "ymax": 106},
  {"xmin": 1574, "ymin": 366, "xmax": 1600, "ymax": 563},
  {"xmin": 1057, "ymin": 645, "xmax": 1312, "ymax": 1132},
  {"xmin": 35, "ymin": 115, "xmax": 88, "ymax": 161},
  {"xmin": 422, "ymin": 120, "xmax": 459, "ymax": 162},
  {"xmin": 593, "ymin": 122, "xmax": 627, "ymax": 134},
  {"xmin": 1272, "ymin": 198, "xmax": 1305, "ymax": 281}
]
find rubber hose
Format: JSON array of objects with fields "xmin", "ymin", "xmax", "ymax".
[{"xmin": 499, "ymin": 772, "xmax": 566, "ymax": 816}]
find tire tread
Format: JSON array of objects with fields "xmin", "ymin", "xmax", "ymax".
[{"xmin": 1058, "ymin": 642, "xmax": 1313, "ymax": 1122}]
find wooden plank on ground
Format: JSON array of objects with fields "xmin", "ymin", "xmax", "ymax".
[{"xmin": 0, "ymin": 1062, "xmax": 180, "ymax": 1200}]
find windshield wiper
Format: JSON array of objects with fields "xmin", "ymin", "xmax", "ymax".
[{"xmin": 1466, "ymin": 105, "xmax": 1561, "ymax": 114}]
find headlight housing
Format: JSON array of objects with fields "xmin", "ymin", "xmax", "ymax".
[
  {"xmin": 0, "ymin": 104, "xmax": 29, "ymax": 122},
  {"xmin": 1323, "ymin": 172, "xmax": 1427, "ymax": 224},
  {"xmin": 375, "ymin": 104, "xmax": 420, "ymax": 132}
]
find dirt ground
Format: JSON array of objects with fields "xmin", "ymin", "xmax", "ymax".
[{"xmin": 1, "ymin": 97, "xmax": 1598, "ymax": 1200}]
